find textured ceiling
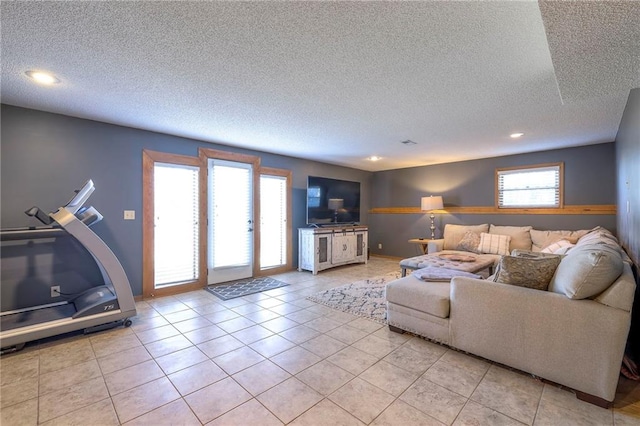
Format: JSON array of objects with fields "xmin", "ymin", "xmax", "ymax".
[{"xmin": 1, "ymin": 1, "xmax": 638, "ymax": 171}]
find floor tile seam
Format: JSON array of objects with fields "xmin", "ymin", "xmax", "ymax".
[
  {"xmin": 121, "ymin": 396, "xmax": 198, "ymax": 426},
  {"xmin": 112, "ymin": 376, "xmax": 184, "ymax": 423},
  {"xmin": 37, "ymin": 366, "xmax": 104, "ymax": 397},
  {"xmin": 539, "ymin": 387, "xmax": 616, "ymax": 419},
  {"xmin": 230, "ymin": 367, "xmax": 290, "ymax": 399},
  {"xmin": 0, "ymin": 384, "xmax": 39, "ymax": 411},
  {"xmin": 421, "ymin": 355, "xmax": 491, "ymax": 401},
  {"xmin": 96, "ymin": 348, "xmax": 154, "ymax": 377},
  {"xmin": 395, "ymin": 379, "xmax": 463, "ymax": 425},
  {"xmin": 103, "ymin": 363, "xmax": 166, "ymax": 398},
  {"xmin": 355, "ymin": 357, "xmax": 423, "ymax": 400},
  {"xmin": 445, "ymin": 361, "xmax": 517, "ymax": 426},
  {"xmin": 325, "ymin": 381, "xmax": 396, "ymax": 425},
  {"xmin": 92, "ymin": 341, "xmax": 145, "ymax": 361},
  {"xmin": 467, "ymin": 369, "xmax": 542, "ymax": 426},
  {"xmin": 36, "ymin": 395, "xmax": 110, "ymax": 426},
  {"xmin": 166, "ymin": 369, "xmax": 230, "ymax": 399},
  {"xmin": 37, "ymin": 376, "xmax": 110, "ymax": 424},
  {"xmin": 37, "ymin": 355, "xmax": 99, "ymax": 378},
  {"xmin": 284, "ymin": 396, "xmax": 345, "ymax": 425}
]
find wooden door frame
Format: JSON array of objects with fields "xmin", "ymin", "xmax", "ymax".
[
  {"xmin": 142, "ymin": 149, "xmax": 206, "ymax": 298},
  {"xmin": 257, "ymin": 167, "xmax": 293, "ymax": 276}
]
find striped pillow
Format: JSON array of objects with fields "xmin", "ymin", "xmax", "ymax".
[
  {"xmin": 541, "ymin": 239, "xmax": 575, "ymax": 254},
  {"xmin": 478, "ymin": 232, "xmax": 511, "ymax": 256}
]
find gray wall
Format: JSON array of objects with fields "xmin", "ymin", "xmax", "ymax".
[
  {"xmin": 0, "ymin": 105, "xmax": 372, "ymax": 309},
  {"xmin": 615, "ymin": 88, "xmax": 640, "ymax": 359},
  {"xmin": 369, "ymin": 143, "xmax": 617, "ymax": 259},
  {"xmin": 616, "ymin": 88, "xmax": 640, "ymax": 266}
]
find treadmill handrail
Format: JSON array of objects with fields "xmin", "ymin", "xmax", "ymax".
[{"xmin": 63, "ymin": 179, "xmax": 95, "ymax": 214}]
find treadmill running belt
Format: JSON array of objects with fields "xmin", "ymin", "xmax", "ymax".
[{"xmin": 0, "ymin": 303, "xmax": 76, "ymax": 331}]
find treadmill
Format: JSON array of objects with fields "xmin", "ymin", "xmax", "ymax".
[{"xmin": 0, "ymin": 180, "xmax": 137, "ymax": 353}]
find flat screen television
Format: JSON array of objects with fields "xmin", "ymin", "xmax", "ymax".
[{"xmin": 306, "ymin": 176, "xmax": 361, "ymax": 226}]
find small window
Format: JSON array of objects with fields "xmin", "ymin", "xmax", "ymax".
[
  {"xmin": 307, "ymin": 186, "xmax": 321, "ymax": 208},
  {"xmin": 496, "ymin": 163, "xmax": 563, "ymax": 208}
]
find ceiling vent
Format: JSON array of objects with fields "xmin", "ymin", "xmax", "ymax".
[{"xmin": 400, "ymin": 139, "xmax": 417, "ymax": 145}]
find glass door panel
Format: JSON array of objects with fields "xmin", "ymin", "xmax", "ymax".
[{"xmin": 207, "ymin": 159, "xmax": 253, "ymax": 284}]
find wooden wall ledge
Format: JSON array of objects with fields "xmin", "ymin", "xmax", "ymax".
[{"xmin": 369, "ymin": 205, "xmax": 616, "ymax": 215}]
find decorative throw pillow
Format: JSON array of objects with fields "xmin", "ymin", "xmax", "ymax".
[
  {"xmin": 493, "ymin": 255, "xmax": 561, "ymax": 290},
  {"xmin": 456, "ymin": 231, "xmax": 481, "ymax": 253},
  {"xmin": 478, "ymin": 233, "xmax": 511, "ymax": 256},
  {"xmin": 412, "ymin": 266, "xmax": 481, "ymax": 282},
  {"xmin": 510, "ymin": 249, "xmax": 562, "ymax": 259},
  {"xmin": 489, "ymin": 225, "xmax": 532, "ymax": 251},
  {"xmin": 530, "ymin": 229, "xmax": 590, "ymax": 252},
  {"xmin": 443, "ymin": 224, "xmax": 489, "ymax": 250},
  {"xmin": 548, "ymin": 244, "xmax": 623, "ymax": 299},
  {"xmin": 541, "ymin": 239, "xmax": 575, "ymax": 254},
  {"xmin": 576, "ymin": 229, "xmax": 620, "ymax": 251}
]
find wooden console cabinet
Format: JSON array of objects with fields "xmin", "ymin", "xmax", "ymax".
[{"xmin": 298, "ymin": 226, "xmax": 368, "ymax": 275}]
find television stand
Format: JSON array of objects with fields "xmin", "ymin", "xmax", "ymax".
[{"xmin": 298, "ymin": 226, "xmax": 368, "ymax": 274}]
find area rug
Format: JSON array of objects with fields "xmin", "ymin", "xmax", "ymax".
[
  {"xmin": 307, "ymin": 272, "xmax": 401, "ymax": 323},
  {"xmin": 206, "ymin": 277, "xmax": 289, "ymax": 300}
]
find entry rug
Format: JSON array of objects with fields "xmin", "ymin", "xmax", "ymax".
[
  {"xmin": 206, "ymin": 277, "xmax": 289, "ymax": 300},
  {"xmin": 307, "ymin": 272, "xmax": 401, "ymax": 324}
]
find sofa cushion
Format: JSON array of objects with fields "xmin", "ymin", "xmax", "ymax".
[
  {"xmin": 576, "ymin": 228, "xmax": 620, "ymax": 251},
  {"xmin": 386, "ymin": 275, "xmax": 450, "ymax": 318},
  {"xmin": 443, "ymin": 224, "xmax": 489, "ymax": 250},
  {"xmin": 594, "ymin": 263, "xmax": 636, "ymax": 312},
  {"xmin": 530, "ymin": 229, "xmax": 590, "ymax": 252},
  {"xmin": 456, "ymin": 231, "xmax": 481, "ymax": 253},
  {"xmin": 493, "ymin": 255, "xmax": 560, "ymax": 290},
  {"xmin": 478, "ymin": 232, "xmax": 511, "ymax": 256},
  {"xmin": 489, "ymin": 225, "xmax": 532, "ymax": 251},
  {"xmin": 548, "ymin": 244, "xmax": 624, "ymax": 299}
]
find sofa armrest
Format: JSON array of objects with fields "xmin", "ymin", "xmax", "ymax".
[
  {"xmin": 428, "ymin": 239, "xmax": 445, "ymax": 253},
  {"xmin": 449, "ymin": 277, "xmax": 631, "ymax": 402}
]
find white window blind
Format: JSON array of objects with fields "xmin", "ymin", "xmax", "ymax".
[
  {"xmin": 260, "ymin": 175, "xmax": 287, "ymax": 269},
  {"xmin": 209, "ymin": 161, "xmax": 252, "ymax": 269},
  {"xmin": 497, "ymin": 164, "xmax": 562, "ymax": 208},
  {"xmin": 154, "ymin": 163, "xmax": 199, "ymax": 287}
]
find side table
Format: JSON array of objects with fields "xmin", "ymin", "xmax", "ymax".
[{"xmin": 408, "ymin": 238, "xmax": 443, "ymax": 255}]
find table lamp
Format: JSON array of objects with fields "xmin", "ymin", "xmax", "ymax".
[{"xmin": 421, "ymin": 195, "xmax": 444, "ymax": 239}]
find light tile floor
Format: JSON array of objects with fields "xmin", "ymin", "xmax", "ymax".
[{"xmin": 1, "ymin": 257, "xmax": 639, "ymax": 425}]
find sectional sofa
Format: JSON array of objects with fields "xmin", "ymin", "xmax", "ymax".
[{"xmin": 386, "ymin": 224, "xmax": 636, "ymax": 406}]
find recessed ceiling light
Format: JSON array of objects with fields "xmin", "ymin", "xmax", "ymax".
[
  {"xmin": 368, "ymin": 156, "xmax": 382, "ymax": 161},
  {"xmin": 510, "ymin": 132, "xmax": 524, "ymax": 138},
  {"xmin": 25, "ymin": 70, "xmax": 60, "ymax": 85}
]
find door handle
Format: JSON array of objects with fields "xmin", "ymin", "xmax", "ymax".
[{"xmin": 248, "ymin": 228, "xmax": 253, "ymax": 232}]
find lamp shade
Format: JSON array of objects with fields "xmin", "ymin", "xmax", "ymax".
[
  {"xmin": 328, "ymin": 198, "xmax": 344, "ymax": 210},
  {"xmin": 421, "ymin": 196, "xmax": 444, "ymax": 212}
]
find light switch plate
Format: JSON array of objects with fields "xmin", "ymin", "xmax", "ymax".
[{"xmin": 124, "ymin": 210, "xmax": 135, "ymax": 220}]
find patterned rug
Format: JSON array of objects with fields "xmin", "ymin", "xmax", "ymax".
[
  {"xmin": 206, "ymin": 277, "xmax": 289, "ymax": 300},
  {"xmin": 307, "ymin": 272, "xmax": 401, "ymax": 323}
]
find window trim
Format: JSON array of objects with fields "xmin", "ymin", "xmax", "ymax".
[
  {"xmin": 258, "ymin": 167, "xmax": 293, "ymax": 276},
  {"xmin": 495, "ymin": 162, "xmax": 564, "ymax": 210},
  {"xmin": 142, "ymin": 149, "xmax": 206, "ymax": 298}
]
